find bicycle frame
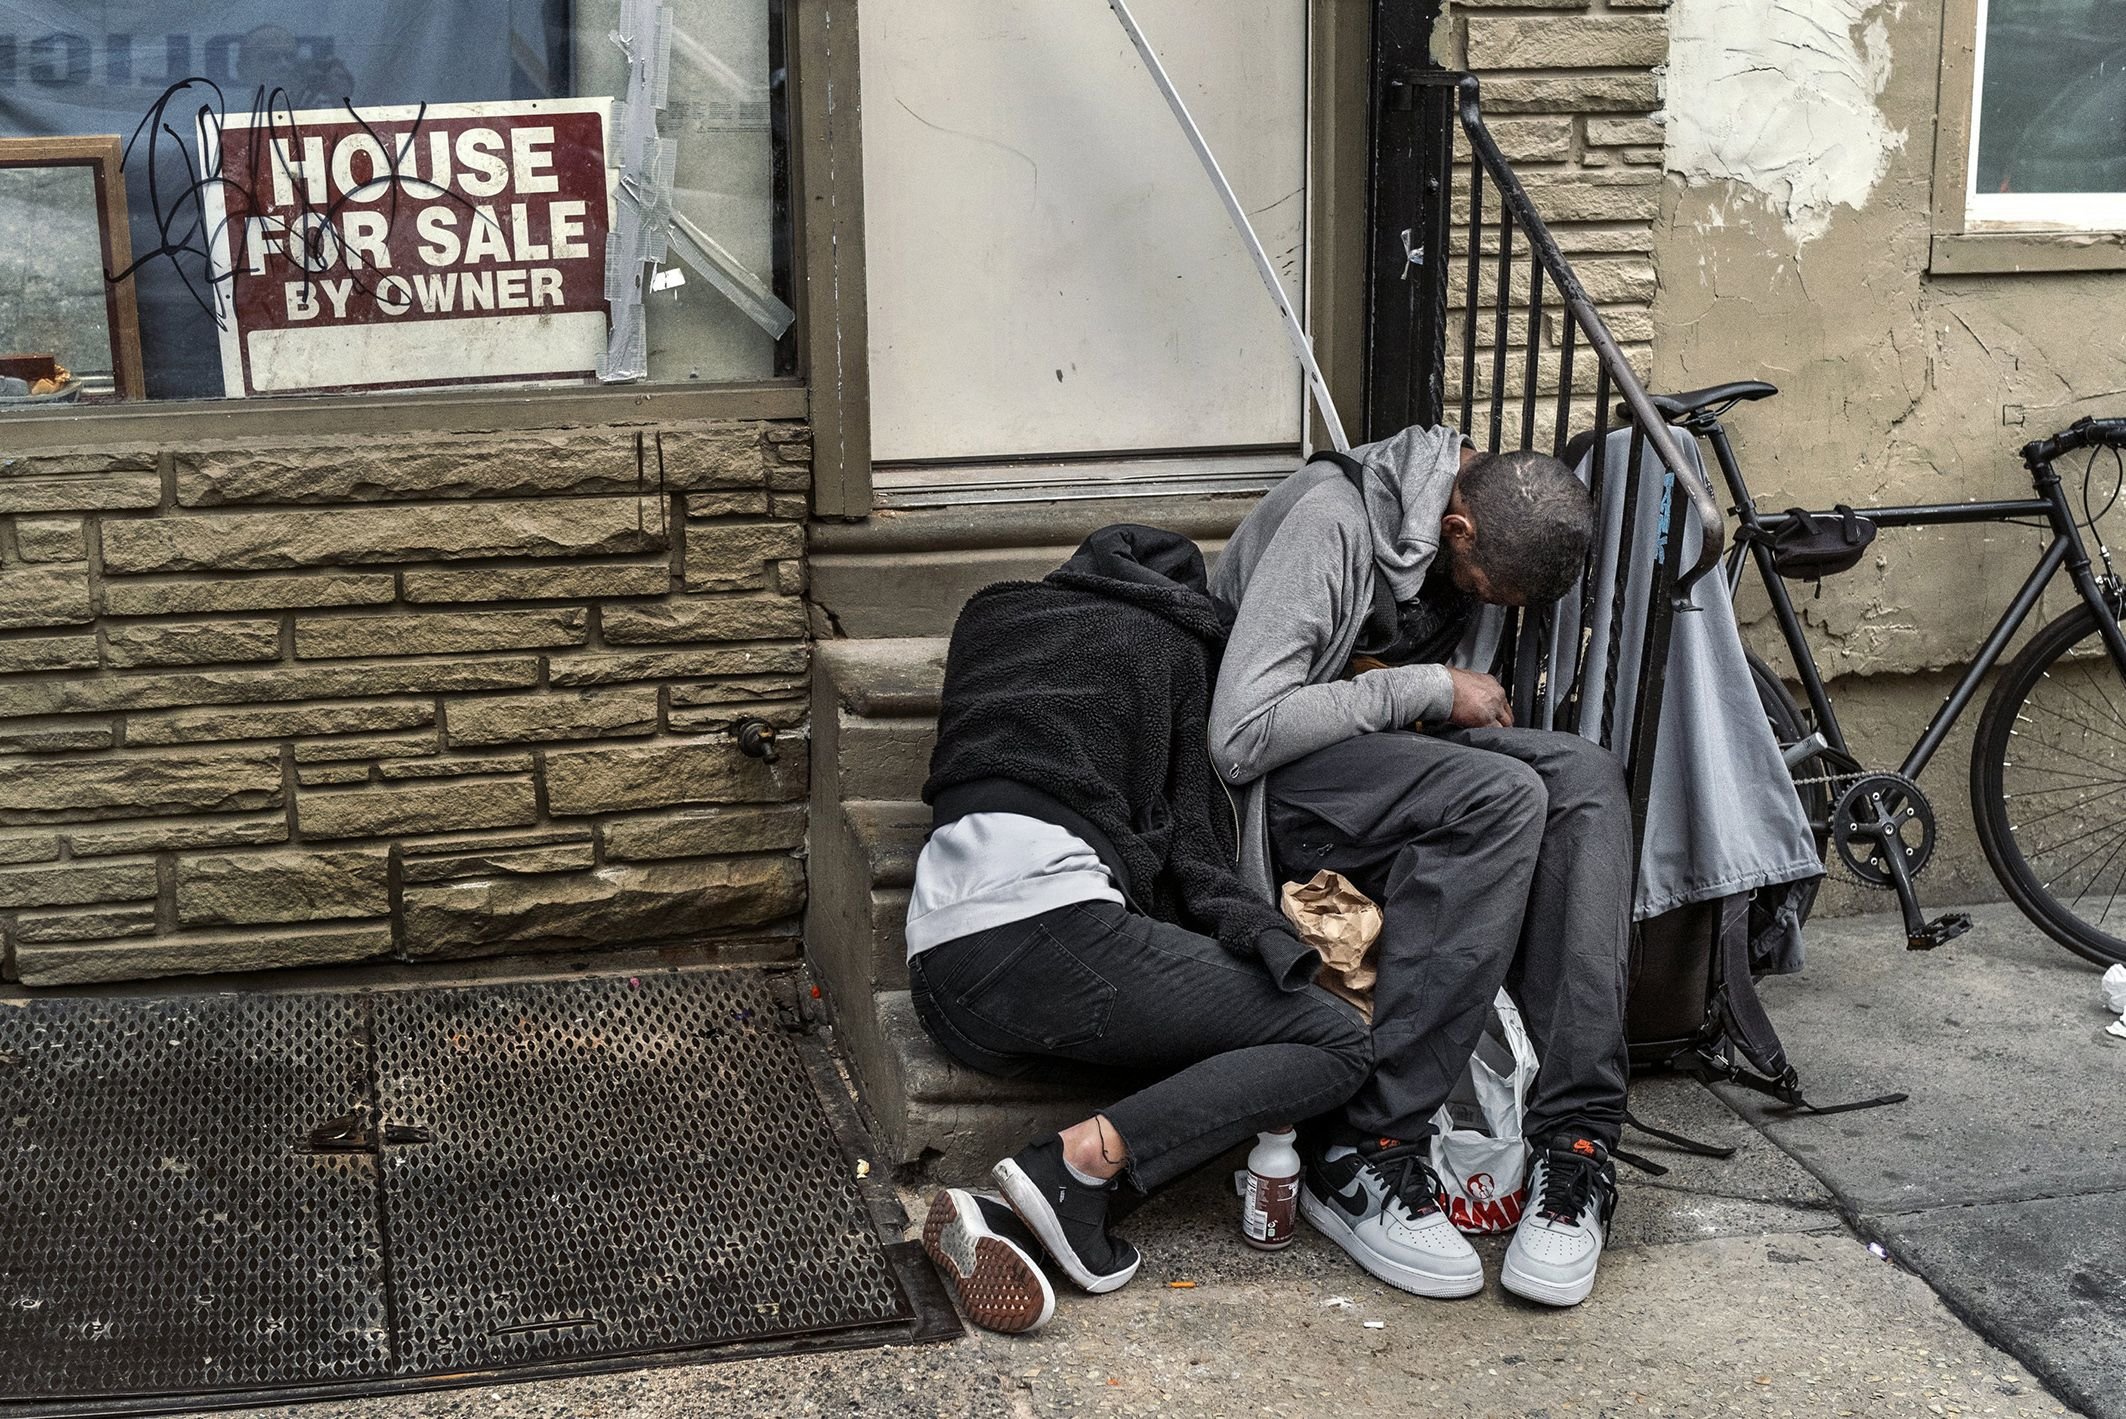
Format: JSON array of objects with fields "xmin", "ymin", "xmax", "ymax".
[
  {"xmin": 1686, "ymin": 413, "xmax": 2126, "ymax": 947},
  {"xmin": 1702, "ymin": 420, "xmax": 2126, "ymax": 784}
]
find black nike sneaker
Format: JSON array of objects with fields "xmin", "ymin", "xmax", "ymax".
[
  {"xmin": 992, "ymin": 1137, "xmax": 1142, "ymax": 1294},
  {"xmin": 1299, "ymin": 1133, "xmax": 1484, "ymax": 1298}
]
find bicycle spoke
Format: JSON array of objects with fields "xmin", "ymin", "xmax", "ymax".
[
  {"xmin": 2097, "ymin": 844, "xmax": 2126, "ymax": 927},
  {"xmin": 2002, "ymin": 779, "xmax": 2126, "ymax": 837},
  {"xmin": 2071, "ymin": 818, "xmax": 2126, "ymax": 913},
  {"xmin": 2015, "ymin": 811, "xmax": 2126, "ymax": 866},
  {"xmin": 2005, "ymin": 774, "xmax": 2126, "ymax": 797},
  {"xmin": 2018, "ymin": 698, "xmax": 2126, "ymax": 758},
  {"xmin": 2034, "ymin": 816, "xmax": 2126, "ymax": 892},
  {"xmin": 2001, "ymin": 758, "xmax": 2126, "ymax": 787},
  {"xmin": 2041, "ymin": 663, "xmax": 2126, "ymax": 738}
]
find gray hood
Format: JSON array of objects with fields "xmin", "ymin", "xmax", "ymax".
[{"xmin": 1352, "ymin": 424, "xmax": 1465, "ymax": 602}]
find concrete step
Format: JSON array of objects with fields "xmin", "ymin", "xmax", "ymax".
[
  {"xmin": 834, "ymin": 713, "xmax": 934, "ymax": 803},
  {"xmin": 844, "ymin": 799, "xmax": 926, "ymax": 890},
  {"xmin": 816, "ymin": 636, "xmax": 948, "ymax": 718},
  {"xmin": 808, "ymin": 632, "xmax": 1101, "ymax": 1183},
  {"xmin": 871, "ymin": 989, "xmax": 1101, "ymax": 1182}
]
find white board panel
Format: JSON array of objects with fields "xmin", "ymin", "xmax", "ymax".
[{"xmin": 860, "ymin": 0, "xmax": 1308, "ymax": 464}]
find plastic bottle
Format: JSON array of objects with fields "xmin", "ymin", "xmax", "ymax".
[{"xmin": 1241, "ymin": 1126, "xmax": 1301, "ymax": 1250}]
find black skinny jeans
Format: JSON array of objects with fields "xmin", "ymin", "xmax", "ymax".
[{"xmin": 907, "ymin": 899, "xmax": 1372, "ymax": 1191}]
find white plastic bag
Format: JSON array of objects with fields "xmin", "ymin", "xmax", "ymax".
[
  {"xmin": 2103, "ymin": 964, "xmax": 2126, "ymax": 1040},
  {"xmin": 1428, "ymin": 989, "xmax": 1540, "ymax": 1233}
]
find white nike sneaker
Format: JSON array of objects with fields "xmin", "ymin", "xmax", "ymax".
[
  {"xmin": 1501, "ymin": 1134, "xmax": 1618, "ymax": 1307},
  {"xmin": 1299, "ymin": 1135, "xmax": 1484, "ymax": 1298}
]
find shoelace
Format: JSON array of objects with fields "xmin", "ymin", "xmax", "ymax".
[
  {"xmin": 1363, "ymin": 1141, "xmax": 1446, "ymax": 1221},
  {"xmin": 1535, "ymin": 1149, "xmax": 1604, "ymax": 1225}
]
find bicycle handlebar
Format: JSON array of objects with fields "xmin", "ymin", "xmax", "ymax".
[{"xmin": 2024, "ymin": 416, "xmax": 2126, "ymax": 465}]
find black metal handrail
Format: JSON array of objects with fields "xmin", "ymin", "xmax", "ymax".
[{"xmin": 1366, "ymin": 71, "xmax": 1727, "ymax": 843}]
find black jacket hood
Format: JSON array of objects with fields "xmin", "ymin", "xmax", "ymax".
[{"xmin": 1044, "ymin": 523, "xmax": 1232, "ymax": 642}]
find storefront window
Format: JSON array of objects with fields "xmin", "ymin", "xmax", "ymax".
[{"xmin": 0, "ymin": 1, "xmax": 792, "ymax": 406}]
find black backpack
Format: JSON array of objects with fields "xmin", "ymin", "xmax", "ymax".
[{"xmin": 1627, "ymin": 892, "xmax": 1904, "ymax": 1133}]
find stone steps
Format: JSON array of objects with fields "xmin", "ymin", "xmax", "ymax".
[
  {"xmin": 807, "ymin": 635, "xmax": 1101, "ymax": 1182},
  {"xmin": 800, "ymin": 495, "xmax": 1258, "ymax": 1183}
]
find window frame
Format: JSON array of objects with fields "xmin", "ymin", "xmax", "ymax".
[
  {"xmin": 1930, "ymin": 0, "xmax": 2126, "ymax": 275},
  {"xmin": 3, "ymin": 0, "xmax": 858, "ymax": 498}
]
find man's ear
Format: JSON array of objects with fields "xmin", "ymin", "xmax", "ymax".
[{"xmin": 1441, "ymin": 510, "xmax": 1477, "ymax": 551}]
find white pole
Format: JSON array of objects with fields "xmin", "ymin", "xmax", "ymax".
[{"xmin": 1103, "ymin": 0, "xmax": 1351, "ymax": 452}]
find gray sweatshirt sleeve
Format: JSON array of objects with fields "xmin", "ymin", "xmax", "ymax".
[{"xmin": 1208, "ymin": 498, "xmax": 1456, "ymax": 785}]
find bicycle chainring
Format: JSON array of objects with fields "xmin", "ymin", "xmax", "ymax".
[{"xmin": 1830, "ymin": 772, "xmax": 1937, "ymax": 888}]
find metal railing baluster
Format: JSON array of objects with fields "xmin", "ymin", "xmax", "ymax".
[
  {"xmin": 1487, "ymin": 211, "xmax": 1515, "ymax": 453},
  {"xmin": 1552, "ymin": 311, "xmax": 1576, "ymax": 459},
  {"xmin": 1460, "ymin": 159, "xmax": 1483, "ymax": 437},
  {"xmin": 1521, "ymin": 259, "xmax": 1545, "ymax": 452}
]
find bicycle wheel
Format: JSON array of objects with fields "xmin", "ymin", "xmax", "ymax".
[
  {"xmin": 1972, "ymin": 604, "xmax": 2126, "ymax": 967},
  {"xmin": 1745, "ymin": 647, "xmax": 1831, "ymax": 860}
]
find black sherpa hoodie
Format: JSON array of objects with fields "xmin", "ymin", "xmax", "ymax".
[{"xmin": 922, "ymin": 524, "xmax": 1317, "ymax": 991}]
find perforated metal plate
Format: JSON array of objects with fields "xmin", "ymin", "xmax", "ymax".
[
  {"xmin": 0, "ymin": 970, "xmax": 933, "ymax": 1416},
  {"xmin": 0, "ymin": 994, "xmax": 390, "ymax": 1397},
  {"xmin": 373, "ymin": 972, "xmax": 910, "ymax": 1371}
]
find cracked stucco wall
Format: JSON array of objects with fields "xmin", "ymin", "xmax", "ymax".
[{"xmin": 1653, "ymin": 0, "xmax": 2126, "ymax": 685}]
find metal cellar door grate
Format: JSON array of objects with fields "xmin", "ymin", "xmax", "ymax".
[
  {"xmin": 0, "ymin": 970, "xmax": 947, "ymax": 1417},
  {"xmin": 0, "ymin": 993, "xmax": 392, "ymax": 1396}
]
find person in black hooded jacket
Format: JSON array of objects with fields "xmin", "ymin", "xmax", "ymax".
[{"xmin": 908, "ymin": 525, "xmax": 1372, "ymax": 1335}]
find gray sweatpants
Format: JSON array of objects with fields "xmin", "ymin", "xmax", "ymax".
[{"xmin": 1266, "ymin": 727, "xmax": 1633, "ymax": 1149}]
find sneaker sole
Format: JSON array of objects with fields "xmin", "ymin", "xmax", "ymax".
[
  {"xmin": 1299, "ymin": 1188, "xmax": 1484, "ymax": 1300},
  {"xmin": 992, "ymin": 1158, "xmax": 1140, "ymax": 1295},
  {"xmin": 921, "ymin": 1189, "xmax": 1056, "ymax": 1334},
  {"xmin": 1499, "ymin": 1254, "xmax": 1596, "ymax": 1308}
]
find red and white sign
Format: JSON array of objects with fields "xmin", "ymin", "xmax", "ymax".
[{"xmin": 203, "ymin": 98, "xmax": 615, "ymax": 398}]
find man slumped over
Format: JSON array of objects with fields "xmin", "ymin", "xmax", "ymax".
[{"xmin": 1209, "ymin": 426, "xmax": 1629, "ymax": 1308}]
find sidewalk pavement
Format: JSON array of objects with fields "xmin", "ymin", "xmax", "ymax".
[{"xmin": 243, "ymin": 902, "xmax": 2121, "ymax": 1419}]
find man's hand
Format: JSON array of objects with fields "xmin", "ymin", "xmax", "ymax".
[{"xmin": 1444, "ymin": 668, "xmax": 1514, "ymax": 729}]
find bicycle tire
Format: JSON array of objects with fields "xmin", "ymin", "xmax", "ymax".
[
  {"xmin": 1972, "ymin": 603, "xmax": 2126, "ymax": 968},
  {"xmin": 1741, "ymin": 647, "xmax": 1828, "ymax": 958},
  {"xmin": 1745, "ymin": 647, "xmax": 1831, "ymax": 859}
]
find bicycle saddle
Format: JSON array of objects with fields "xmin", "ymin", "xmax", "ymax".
[{"xmin": 1648, "ymin": 380, "xmax": 1778, "ymax": 421}]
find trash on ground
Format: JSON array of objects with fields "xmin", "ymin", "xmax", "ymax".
[
  {"xmin": 1363, "ymin": 1320, "xmax": 1386, "ymax": 1330},
  {"xmin": 1167, "ymin": 1280, "xmax": 1197, "ymax": 1289},
  {"xmin": 855, "ymin": 1159, "xmax": 870, "ymax": 1179},
  {"xmin": 1320, "ymin": 1296, "xmax": 1355, "ymax": 1310},
  {"xmin": 2104, "ymin": 965, "xmax": 2126, "ymax": 1039},
  {"xmin": 1868, "ymin": 1242, "xmax": 1890, "ymax": 1260}
]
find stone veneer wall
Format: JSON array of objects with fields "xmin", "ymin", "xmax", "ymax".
[
  {"xmin": 1444, "ymin": 0, "xmax": 1667, "ymax": 414},
  {"xmin": 0, "ymin": 420, "xmax": 812, "ymax": 987}
]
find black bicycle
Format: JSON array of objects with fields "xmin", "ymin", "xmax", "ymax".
[{"xmin": 1653, "ymin": 382, "xmax": 2126, "ymax": 968}]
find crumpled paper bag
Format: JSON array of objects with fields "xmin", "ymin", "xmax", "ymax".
[
  {"xmin": 2104, "ymin": 964, "xmax": 2126, "ymax": 1041},
  {"xmin": 1281, "ymin": 870, "xmax": 1383, "ymax": 1020}
]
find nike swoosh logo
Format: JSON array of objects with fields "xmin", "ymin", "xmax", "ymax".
[{"xmin": 1309, "ymin": 1165, "xmax": 1370, "ymax": 1221}]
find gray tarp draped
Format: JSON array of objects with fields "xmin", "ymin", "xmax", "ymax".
[{"xmin": 1463, "ymin": 429, "xmax": 1823, "ymax": 974}]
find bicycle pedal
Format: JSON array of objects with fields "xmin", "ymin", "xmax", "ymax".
[{"xmin": 1907, "ymin": 913, "xmax": 1972, "ymax": 951}]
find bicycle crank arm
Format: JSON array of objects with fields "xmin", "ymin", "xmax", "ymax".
[{"xmin": 1868, "ymin": 835, "xmax": 1969, "ymax": 951}]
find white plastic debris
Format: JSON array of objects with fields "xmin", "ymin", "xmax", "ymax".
[
  {"xmin": 1867, "ymin": 1242, "xmax": 1890, "ymax": 1261},
  {"xmin": 855, "ymin": 1159, "xmax": 870, "ymax": 1179},
  {"xmin": 1320, "ymin": 1296, "xmax": 1355, "ymax": 1310},
  {"xmin": 1363, "ymin": 1320, "xmax": 1387, "ymax": 1330},
  {"xmin": 2105, "ymin": 965, "xmax": 2126, "ymax": 1040}
]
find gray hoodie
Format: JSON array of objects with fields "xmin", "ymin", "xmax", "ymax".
[{"xmin": 1208, "ymin": 424, "xmax": 1469, "ymax": 896}]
